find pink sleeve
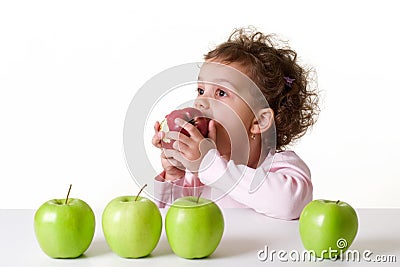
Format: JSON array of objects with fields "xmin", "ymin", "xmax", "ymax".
[
  {"xmin": 153, "ymin": 171, "xmax": 206, "ymax": 208},
  {"xmin": 198, "ymin": 149, "xmax": 313, "ymax": 220}
]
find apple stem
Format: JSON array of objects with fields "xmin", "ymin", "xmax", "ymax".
[
  {"xmin": 196, "ymin": 192, "xmax": 203, "ymax": 204},
  {"xmin": 336, "ymin": 200, "xmax": 340, "ymax": 204},
  {"xmin": 135, "ymin": 184, "xmax": 147, "ymax": 201},
  {"xmin": 65, "ymin": 184, "xmax": 72, "ymax": 205}
]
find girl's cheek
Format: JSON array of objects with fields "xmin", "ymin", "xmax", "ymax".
[{"xmin": 207, "ymin": 99, "xmax": 239, "ymax": 129}]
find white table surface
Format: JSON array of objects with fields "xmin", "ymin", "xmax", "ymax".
[{"xmin": 1, "ymin": 208, "xmax": 399, "ymax": 266}]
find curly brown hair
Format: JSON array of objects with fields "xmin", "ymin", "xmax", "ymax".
[{"xmin": 204, "ymin": 27, "xmax": 320, "ymax": 151}]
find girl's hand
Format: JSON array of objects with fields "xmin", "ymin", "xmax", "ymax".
[
  {"xmin": 160, "ymin": 150, "xmax": 186, "ymax": 181},
  {"xmin": 151, "ymin": 121, "xmax": 185, "ymax": 181},
  {"xmin": 152, "ymin": 121, "xmax": 185, "ymax": 181},
  {"xmin": 164, "ymin": 118, "xmax": 217, "ymax": 173}
]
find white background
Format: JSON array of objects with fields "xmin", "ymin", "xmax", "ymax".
[{"xmin": 1, "ymin": 0, "xmax": 399, "ymax": 209}]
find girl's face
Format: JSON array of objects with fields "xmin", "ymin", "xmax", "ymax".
[{"xmin": 195, "ymin": 61, "xmax": 258, "ymax": 157}]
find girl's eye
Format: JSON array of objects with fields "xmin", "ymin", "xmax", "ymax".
[
  {"xmin": 217, "ymin": 89, "xmax": 228, "ymax": 97},
  {"xmin": 197, "ymin": 88, "xmax": 204, "ymax": 95}
]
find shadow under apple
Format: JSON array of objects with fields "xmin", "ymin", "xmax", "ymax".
[
  {"xmin": 209, "ymin": 236, "xmax": 266, "ymax": 258},
  {"xmin": 84, "ymin": 239, "xmax": 113, "ymax": 257}
]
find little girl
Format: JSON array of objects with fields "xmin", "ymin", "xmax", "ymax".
[{"xmin": 152, "ymin": 27, "xmax": 319, "ymax": 220}]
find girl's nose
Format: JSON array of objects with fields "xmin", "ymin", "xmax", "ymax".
[{"xmin": 194, "ymin": 97, "xmax": 209, "ymax": 111}]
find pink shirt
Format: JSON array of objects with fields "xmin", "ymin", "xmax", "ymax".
[{"xmin": 154, "ymin": 149, "xmax": 312, "ymax": 220}]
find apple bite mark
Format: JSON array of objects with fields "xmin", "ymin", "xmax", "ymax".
[
  {"xmin": 135, "ymin": 184, "xmax": 148, "ymax": 202},
  {"xmin": 159, "ymin": 119, "xmax": 171, "ymax": 144}
]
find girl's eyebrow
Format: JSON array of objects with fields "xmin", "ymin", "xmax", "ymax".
[{"xmin": 197, "ymin": 77, "xmax": 238, "ymax": 92}]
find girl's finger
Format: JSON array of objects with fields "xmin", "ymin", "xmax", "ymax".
[
  {"xmin": 160, "ymin": 150, "xmax": 166, "ymax": 159},
  {"xmin": 172, "ymin": 140, "xmax": 190, "ymax": 154},
  {"xmin": 152, "ymin": 134, "xmax": 162, "ymax": 148},
  {"xmin": 163, "ymin": 148, "xmax": 179, "ymax": 159},
  {"xmin": 174, "ymin": 118, "xmax": 203, "ymax": 140},
  {"xmin": 165, "ymin": 131, "xmax": 191, "ymax": 145},
  {"xmin": 207, "ymin": 119, "xmax": 217, "ymax": 142},
  {"xmin": 154, "ymin": 121, "xmax": 160, "ymax": 133}
]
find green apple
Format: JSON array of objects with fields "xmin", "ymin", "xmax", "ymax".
[
  {"xmin": 102, "ymin": 184, "xmax": 162, "ymax": 258},
  {"xmin": 34, "ymin": 185, "xmax": 95, "ymax": 258},
  {"xmin": 299, "ymin": 199, "xmax": 358, "ymax": 259},
  {"xmin": 165, "ymin": 196, "xmax": 224, "ymax": 259}
]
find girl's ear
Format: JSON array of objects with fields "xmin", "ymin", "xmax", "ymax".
[{"xmin": 250, "ymin": 108, "xmax": 274, "ymax": 134}]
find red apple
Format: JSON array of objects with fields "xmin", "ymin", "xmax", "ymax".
[{"xmin": 159, "ymin": 107, "xmax": 209, "ymax": 149}]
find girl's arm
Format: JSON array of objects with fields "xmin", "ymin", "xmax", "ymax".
[{"xmin": 198, "ymin": 149, "xmax": 313, "ymax": 220}]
